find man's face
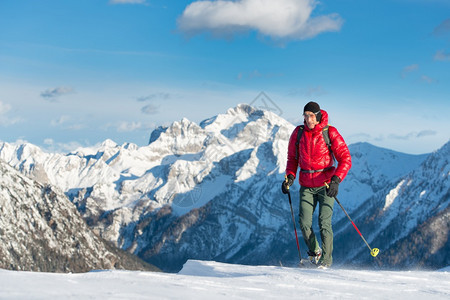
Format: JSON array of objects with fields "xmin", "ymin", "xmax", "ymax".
[{"xmin": 303, "ymin": 111, "xmax": 319, "ymax": 129}]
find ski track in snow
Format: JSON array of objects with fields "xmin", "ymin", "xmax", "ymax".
[{"xmin": 0, "ymin": 260, "xmax": 449, "ymax": 299}]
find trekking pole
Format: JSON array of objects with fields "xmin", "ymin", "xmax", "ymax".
[
  {"xmin": 286, "ymin": 182, "xmax": 303, "ymax": 264},
  {"xmin": 324, "ymin": 182, "xmax": 379, "ymax": 257}
]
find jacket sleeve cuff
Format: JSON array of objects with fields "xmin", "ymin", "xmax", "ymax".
[{"xmin": 331, "ymin": 175, "xmax": 341, "ymax": 183}]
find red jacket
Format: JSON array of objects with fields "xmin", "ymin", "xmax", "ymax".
[{"xmin": 286, "ymin": 110, "xmax": 351, "ymax": 188}]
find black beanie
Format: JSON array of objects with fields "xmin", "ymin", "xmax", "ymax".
[{"xmin": 303, "ymin": 101, "xmax": 322, "ymax": 122}]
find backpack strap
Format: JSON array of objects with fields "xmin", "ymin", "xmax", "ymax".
[
  {"xmin": 322, "ymin": 125, "xmax": 336, "ymax": 164},
  {"xmin": 295, "ymin": 125, "xmax": 304, "ymax": 160},
  {"xmin": 322, "ymin": 125, "xmax": 332, "ymax": 153}
]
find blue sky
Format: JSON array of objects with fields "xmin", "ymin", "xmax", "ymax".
[{"xmin": 0, "ymin": 0, "xmax": 449, "ymax": 154}]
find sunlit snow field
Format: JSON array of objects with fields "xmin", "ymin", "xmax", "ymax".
[{"xmin": 1, "ymin": 260, "xmax": 449, "ymax": 299}]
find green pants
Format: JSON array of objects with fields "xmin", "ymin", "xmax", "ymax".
[{"xmin": 299, "ymin": 185, "xmax": 335, "ymax": 266}]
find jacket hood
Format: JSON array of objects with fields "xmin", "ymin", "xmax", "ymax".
[{"xmin": 304, "ymin": 109, "xmax": 329, "ymax": 132}]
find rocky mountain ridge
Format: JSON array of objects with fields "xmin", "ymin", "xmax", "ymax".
[
  {"xmin": 0, "ymin": 159, "xmax": 158, "ymax": 272},
  {"xmin": 0, "ymin": 104, "xmax": 447, "ymax": 272}
]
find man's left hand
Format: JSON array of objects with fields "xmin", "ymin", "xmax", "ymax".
[{"xmin": 326, "ymin": 175, "xmax": 341, "ymax": 198}]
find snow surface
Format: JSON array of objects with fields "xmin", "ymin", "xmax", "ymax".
[{"xmin": 0, "ymin": 260, "xmax": 449, "ymax": 299}]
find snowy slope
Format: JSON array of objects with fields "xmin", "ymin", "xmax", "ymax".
[
  {"xmin": 0, "ymin": 104, "xmax": 445, "ymax": 272},
  {"xmin": 337, "ymin": 142, "xmax": 428, "ymax": 222},
  {"xmin": 334, "ymin": 141, "xmax": 449, "ymax": 268},
  {"xmin": 0, "ymin": 260, "xmax": 449, "ymax": 299}
]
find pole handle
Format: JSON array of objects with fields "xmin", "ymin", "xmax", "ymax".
[{"xmin": 285, "ymin": 175, "xmax": 290, "ymax": 191}]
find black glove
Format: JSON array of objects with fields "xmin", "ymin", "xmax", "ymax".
[
  {"xmin": 281, "ymin": 174, "xmax": 295, "ymax": 194},
  {"xmin": 326, "ymin": 175, "xmax": 341, "ymax": 198}
]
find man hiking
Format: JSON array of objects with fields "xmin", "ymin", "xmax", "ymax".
[{"xmin": 281, "ymin": 101, "xmax": 352, "ymax": 269}]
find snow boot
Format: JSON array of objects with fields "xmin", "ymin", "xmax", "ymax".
[
  {"xmin": 317, "ymin": 263, "xmax": 330, "ymax": 270},
  {"xmin": 307, "ymin": 248, "xmax": 322, "ymax": 265}
]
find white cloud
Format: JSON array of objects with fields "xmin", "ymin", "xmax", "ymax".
[
  {"xmin": 177, "ymin": 0, "xmax": 343, "ymax": 40},
  {"xmin": 388, "ymin": 130, "xmax": 437, "ymax": 141},
  {"xmin": 141, "ymin": 103, "xmax": 160, "ymax": 115},
  {"xmin": 417, "ymin": 130, "xmax": 437, "ymax": 138},
  {"xmin": 401, "ymin": 64, "xmax": 419, "ymax": 78},
  {"xmin": 51, "ymin": 115, "xmax": 71, "ymax": 127},
  {"xmin": 40, "ymin": 86, "xmax": 74, "ymax": 101},
  {"xmin": 117, "ymin": 121, "xmax": 143, "ymax": 132},
  {"xmin": 401, "ymin": 65, "xmax": 438, "ymax": 83},
  {"xmin": 50, "ymin": 115, "xmax": 86, "ymax": 130},
  {"xmin": 432, "ymin": 18, "xmax": 450, "ymax": 38},
  {"xmin": 137, "ymin": 93, "xmax": 171, "ymax": 102},
  {"xmin": 44, "ymin": 138, "xmax": 54, "ymax": 146},
  {"xmin": 434, "ymin": 50, "xmax": 450, "ymax": 61},
  {"xmin": 0, "ymin": 101, "xmax": 21, "ymax": 126},
  {"xmin": 137, "ymin": 93, "xmax": 171, "ymax": 115},
  {"xmin": 420, "ymin": 75, "xmax": 437, "ymax": 84},
  {"xmin": 0, "ymin": 101, "xmax": 11, "ymax": 115},
  {"xmin": 41, "ymin": 139, "xmax": 87, "ymax": 154},
  {"xmin": 67, "ymin": 123, "xmax": 87, "ymax": 131}
]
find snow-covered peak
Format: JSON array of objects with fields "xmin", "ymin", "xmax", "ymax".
[
  {"xmin": 347, "ymin": 142, "xmax": 428, "ymax": 187},
  {"xmin": 201, "ymin": 103, "xmax": 292, "ymax": 134},
  {"xmin": 0, "ymin": 104, "xmax": 448, "ymax": 272},
  {"xmin": 228, "ymin": 103, "xmax": 259, "ymax": 117},
  {"xmin": 429, "ymin": 139, "xmax": 450, "ymax": 159},
  {"xmin": 101, "ymin": 139, "xmax": 118, "ymax": 148},
  {"xmin": 0, "ymin": 159, "xmax": 154, "ymax": 272},
  {"xmin": 0, "ymin": 141, "xmax": 45, "ymax": 164},
  {"xmin": 148, "ymin": 117, "xmax": 206, "ymax": 156},
  {"xmin": 336, "ymin": 141, "xmax": 429, "ymax": 221}
]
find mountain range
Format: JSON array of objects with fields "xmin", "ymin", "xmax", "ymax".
[
  {"xmin": 0, "ymin": 159, "xmax": 157, "ymax": 272},
  {"xmin": 0, "ymin": 104, "xmax": 448, "ymax": 272}
]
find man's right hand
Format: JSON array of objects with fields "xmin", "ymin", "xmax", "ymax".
[{"xmin": 281, "ymin": 174, "xmax": 295, "ymax": 194}]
